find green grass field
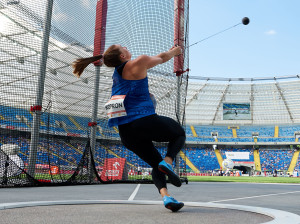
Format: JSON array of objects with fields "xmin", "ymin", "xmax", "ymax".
[
  {"xmin": 187, "ymin": 176, "xmax": 300, "ymax": 184},
  {"xmin": 127, "ymin": 175, "xmax": 300, "ymax": 184}
]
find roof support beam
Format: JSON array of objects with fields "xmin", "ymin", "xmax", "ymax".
[
  {"xmin": 186, "ymin": 82, "xmax": 208, "ymax": 107},
  {"xmin": 274, "ymin": 80, "xmax": 294, "ymax": 123},
  {"xmin": 212, "ymin": 83, "xmax": 230, "ymax": 125}
]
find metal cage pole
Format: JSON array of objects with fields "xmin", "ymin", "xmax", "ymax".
[
  {"xmin": 28, "ymin": 0, "xmax": 54, "ymax": 178},
  {"xmin": 174, "ymin": 0, "xmax": 185, "ymax": 174},
  {"xmin": 89, "ymin": 0, "xmax": 107, "ymax": 180},
  {"xmin": 175, "ymin": 76, "xmax": 182, "ymax": 174},
  {"xmin": 89, "ymin": 66, "xmax": 101, "ymax": 181}
]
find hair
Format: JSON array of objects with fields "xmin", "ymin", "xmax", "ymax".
[{"xmin": 72, "ymin": 45, "xmax": 122, "ymax": 78}]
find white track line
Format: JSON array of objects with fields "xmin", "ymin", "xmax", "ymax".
[
  {"xmin": 128, "ymin": 184, "xmax": 141, "ymax": 201},
  {"xmin": 1, "ymin": 200, "xmax": 300, "ymax": 224},
  {"xmin": 209, "ymin": 190, "xmax": 300, "ymax": 203}
]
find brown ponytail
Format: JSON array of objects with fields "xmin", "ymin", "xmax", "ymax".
[
  {"xmin": 72, "ymin": 44, "xmax": 123, "ymax": 78},
  {"xmin": 72, "ymin": 55, "xmax": 103, "ymax": 78}
]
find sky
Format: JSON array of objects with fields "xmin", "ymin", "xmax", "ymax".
[
  {"xmin": 3, "ymin": 0, "xmax": 300, "ymax": 80},
  {"xmin": 188, "ymin": 0, "xmax": 300, "ymax": 79},
  {"xmin": 52, "ymin": 0, "xmax": 300, "ymax": 79}
]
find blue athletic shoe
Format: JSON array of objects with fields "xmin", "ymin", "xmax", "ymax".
[
  {"xmin": 163, "ymin": 196, "xmax": 184, "ymax": 212},
  {"xmin": 158, "ymin": 160, "xmax": 182, "ymax": 187}
]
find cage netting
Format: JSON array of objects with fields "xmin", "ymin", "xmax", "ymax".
[{"xmin": 0, "ymin": 0, "xmax": 189, "ymax": 187}]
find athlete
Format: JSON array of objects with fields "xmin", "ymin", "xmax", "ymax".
[{"xmin": 72, "ymin": 45, "xmax": 185, "ymax": 212}]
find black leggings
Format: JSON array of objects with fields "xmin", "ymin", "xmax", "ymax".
[{"xmin": 118, "ymin": 114, "xmax": 186, "ymax": 192}]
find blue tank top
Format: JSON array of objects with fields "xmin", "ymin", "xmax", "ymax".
[{"xmin": 107, "ymin": 62, "xmax": 156, "ymax": 127}]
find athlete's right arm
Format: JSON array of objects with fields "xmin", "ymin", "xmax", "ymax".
[
  {"xmin": 123, "ymin": 46, "xmax": 182, "ymax": 80},
  {"xmin": 139, "ymin": 46, "xmax": 182, "ymax": 69}
]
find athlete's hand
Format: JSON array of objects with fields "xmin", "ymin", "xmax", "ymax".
[{"xmin": 169, "ymin": 45, "xmax": 182, "ymax": 56}]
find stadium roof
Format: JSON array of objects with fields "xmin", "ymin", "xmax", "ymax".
[
  {"xmin": 186, "ymin": 78, "xmax": 300, "ymax": 125},
  {"xmin": 1, "ymin": 1, "xmax": 300, "ymax": 126}
]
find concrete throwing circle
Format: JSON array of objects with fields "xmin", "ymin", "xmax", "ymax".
[{"xmin": 1, "ymin": 200, "xmax": 300, "ymax": 224}]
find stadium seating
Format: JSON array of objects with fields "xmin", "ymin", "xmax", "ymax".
[
  {"xmin": 237, "ymin": 126, "xmax": 274, "ymax": 137},
  {"xmin": 184, "ymin": 147, "xmax": 219, "ymax": 171},
  {"xmin": 189, "ymin": 124, "xmax": 299, "ymax": 142},
  {"xmin": 0, "ymin": 105, "xmax": 300, "ymax": 147},
  {"xmin": 1, "ymin": 134, "xmax": 297, "ymax": 173},
  {"xmin": 1, "ymin": 105, "xmax": 300, "ymax": 143},
  {"xmin": 279, "ymin": 125, "xmax": 300, "ymax": 137},
  {"xmin": 193, "ymin": 126, "xmax": 232, "ymax": 137},
  {"xmin": 260, "ymin": 149, "xmax": 293, "ymax": 171}
]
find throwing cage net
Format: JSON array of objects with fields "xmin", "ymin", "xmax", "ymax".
[{"xmin": 0, "ymin": 0, "xmax": 189, "ymax": 187}]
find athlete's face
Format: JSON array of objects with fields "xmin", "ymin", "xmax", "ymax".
[{"xmin": 118, "ymin": 45, "xmax": 132, "ymax": 61}]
